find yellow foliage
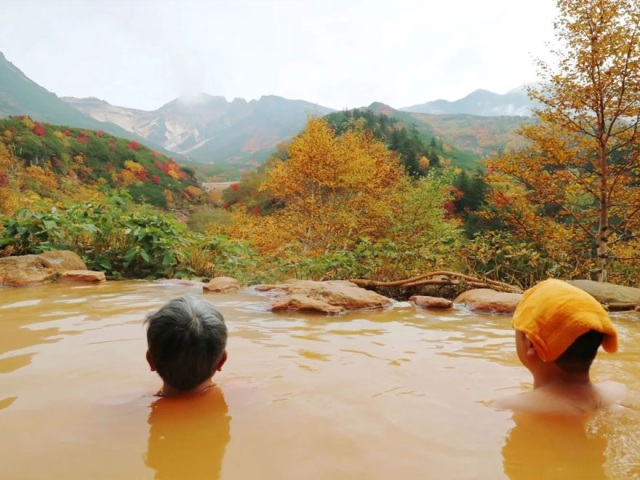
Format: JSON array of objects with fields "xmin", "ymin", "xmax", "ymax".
[
  {"xmin": 124, "ymin": 160, "xmax": 145, "ymax": 174},
  {"xmin": 185, "ymin": 185, "xmax": 204, "ymax": 199},
  {"xmin": 167, "ymin": 168, "xmax": 182, "ymax": 180},
  {"xmin": 486, "ymin": 0, "xmax": 640, "ymax": 281},
  {"xmin": 0, "ymin": 188, "xmax": 20, "ymax": 216},
  {"xmin": 21, "ymin": 117, "xmax": 34, "ymax": 130},
  {"xmin": 163, "ymin": 189, "xmax": 174, "ymax": 207},
  {"xmin": 230, "ymin": 117, "xmax": 408, "ymax": 256},
  {"xmin": 25, "ymin": 165, "xmax": 59, "ymax": 190},
  {"xmin": 118, "ymin": 169, "xmax": 138, "ymax": 186}
]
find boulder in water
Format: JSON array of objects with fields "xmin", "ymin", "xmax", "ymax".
[
  {"xmin": 454, "ymin": 288, "xmax": 523, "ymax": 314},
  {"xmin": 256, "ymin": 279, "xmax": 393, "ymax": 314}
]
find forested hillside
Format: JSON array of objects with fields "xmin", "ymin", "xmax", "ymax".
[
  {"xmin": 326, "ymin": 108, "xmax": 479, "ymax": 173},
  {"xmin": 0, "ymin": 115, "xmax": 203, "ymax": 212}
]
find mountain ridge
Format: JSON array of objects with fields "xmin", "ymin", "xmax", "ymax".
[
  {"xmin": 0, "ymin": 50, "xmax": 531, "ymax": 175},
  {"xmin": 401, "ymin": 87, "xmax": 537, "ymax": 116},
  {"xmin": 63, "ymin": 93, "xmax": 336, "ymax": 165}
]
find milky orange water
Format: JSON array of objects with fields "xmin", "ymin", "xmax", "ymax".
[{"xmin": 1, "ymin": 280, "xmax": 639, "ymax": 480}]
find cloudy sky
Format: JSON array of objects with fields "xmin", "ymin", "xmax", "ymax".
[{"xmin": 1, "ymin": 0, "xmax": 558, "ymax": 111}]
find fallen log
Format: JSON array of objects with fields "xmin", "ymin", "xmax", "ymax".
[{"xmin": 349, "ymin": 271, "xmax": 523, "ymax": 294}]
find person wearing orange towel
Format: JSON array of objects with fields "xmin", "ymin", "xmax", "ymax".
[
  {"xmin": 145, "ymin": 294, "xmax": 228, "ymax": 397},
  {"xmin": 494, "ymin": 278, "xmax": 626, "ymax": 415}
]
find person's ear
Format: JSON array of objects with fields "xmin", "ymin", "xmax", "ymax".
[
  {"xmin": 216, "ymin": 350, "xmax": 228, "ymax": 372},
  {"xmin": 525, "ymin": 339, "xmax": 538, "ymax": 359},
  {"xmin": 146, "ymin": 350, "xmax": 156, "ymax": 371}
]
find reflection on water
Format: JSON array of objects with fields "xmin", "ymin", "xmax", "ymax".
[
  {"xmin": 502, "ymin": 406, "xmax": 640, "ymax": 479},
  {"xmin": 145, "ymin": 386, "xmax": 230, "ymax": 480},
  {"xmin": 0, "ymin": 280, "xmax": 639, "ymax": 479},
  {"xmin": 502, "ymin": 413, "xmax": 607, "ymax": 479}
]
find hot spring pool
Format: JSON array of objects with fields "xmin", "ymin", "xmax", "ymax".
[{"xmin": 1, "ymin": 280, "xmax": 639, "ymax": 479}]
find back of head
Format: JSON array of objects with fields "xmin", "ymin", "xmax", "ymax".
[
  {"xmin": 511, "ymin": 279, "xmax": 617, "ymax": 363},
  {"xmin": 146, "ymin": 294, "xmax": 227, "ymax": 391},
  {"xmin": 555, "ymin": 329, "xmax": 605, "ymax": 374}
]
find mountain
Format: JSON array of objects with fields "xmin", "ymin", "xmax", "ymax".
[
  {"xmin": 0, "ymin": 52, "xmax": 179, "ymax": 158},
  {"xmin": 63, "ymin": 93, "xmax": 335, "ymax": 166},
  {"xmin": 1, "ymin": 49, "xmax": 533, "ymax": 176},
  {"xmin": 366, "ymin": 102, "xmax": 531, "ymax": 161},
  {"xmin": 401, "ymin": 87, "xmax": 537, "ymax": 116}
]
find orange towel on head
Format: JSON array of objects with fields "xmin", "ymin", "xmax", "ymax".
[{"xmin": 512, "ymin": 279, "xmax": 618, "ymax": 362}]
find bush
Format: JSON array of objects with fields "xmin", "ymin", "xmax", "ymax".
[{"xmin": 0, "ymin": 197, "xmax": 190, "ymax": 279}]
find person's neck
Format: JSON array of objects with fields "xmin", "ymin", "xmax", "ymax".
[
  {"xmin": 533, "ymin": 369, "xmax": 591, "ymax": 390},
  {"xmin": 159, "ymin": 379, "xmax": 214, "ymax": 397}
]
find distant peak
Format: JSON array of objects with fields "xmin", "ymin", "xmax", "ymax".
[
  {"xmin": 367, "ymin": 102, "xmax": 396, "ymax": 114},
  {"xmin": 257, "ymin": 95, "xmax": 287, "ymax": 102},
  {"xmin": 173, "ymin": 92, "xmax": 224, "ymax": 107},
  {"xmin": 464, "ymin": 89, "xmax": 496, "ymax": 98},
  {"xmin": 63, "ymin": 96, "xmax": 109, "ymax": 103}
]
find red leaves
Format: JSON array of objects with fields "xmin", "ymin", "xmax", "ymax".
[
  {"xmin": 76, "ymin": 131, "xmax": 89, "ymax": 144},
  {"xmin": 126, "ymin": 140, "xmax": 140, "ymax": 151},
  {"xmin": 32, "ymin": 122, "xmax": 45, "ymax": 137},
  {"xmin": 443, "ymin": 200, "xmax": 456, "ymax": 215}
]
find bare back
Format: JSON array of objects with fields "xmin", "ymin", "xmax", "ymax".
[{"xmin": 493, "ymin": 381, "xmax": 627, "ymax": 415}]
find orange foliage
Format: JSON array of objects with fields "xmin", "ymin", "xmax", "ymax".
[
  {"xmin": 184, "ymin": 185, "xmax": 204, "ymax": 199},
  {"xmin": 21, "ymin": 117, "xmax": 34, "ymax": 130},
  {"xmin": 228, "ymin": 117, "xmax": 408, "ymax": 256},
  {"xmin": 117, "ymin": 169, "xmax": 139, "ymax": 187},
  {"xmin": 25, "ymin": 165, "xmax": 59, "ymax": 190},
  {"xmin": 123, "ymin": 160, "xmax": 148, "ymax": 182}
]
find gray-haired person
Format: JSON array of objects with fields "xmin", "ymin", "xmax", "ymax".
[{"xmin": 145, "ymin": 294, "xmax": 228, "ymax": 397}]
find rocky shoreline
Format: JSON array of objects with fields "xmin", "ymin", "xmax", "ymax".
[{"xmin": 2, "ymin": 250, "xmax": 640, "ymax": 315}]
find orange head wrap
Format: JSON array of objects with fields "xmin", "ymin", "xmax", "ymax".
[{"xmin": 511, "ymin": 279, "xmax": 618, "ymax": 362}]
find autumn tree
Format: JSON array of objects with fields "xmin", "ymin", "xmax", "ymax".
[
  {"xmin": 225, "ymin": 117, "xmax": 406, "ymax": 257},
  {"xmin": 221, "ymin": 117, "xmax": 461, "ymax": 280},
  {"xmin": 486, "ymin": 0, "xmax": 640, "ymax": 282}
]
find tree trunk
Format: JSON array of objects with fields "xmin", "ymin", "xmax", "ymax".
[{"xmin": 597, "ymin": 147, "xmax": 609, "ymax": 283}]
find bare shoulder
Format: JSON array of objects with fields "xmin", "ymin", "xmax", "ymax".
[
  {"xmin": 493, "ymin": 382, "xmax": 627, "ymax": 416},
  {"xmin": 492, "ymin": 389, "xmax": 569, "ymax": 415},
  {"xmin": 595, "ymin": 381, "xmax": 627, "ymax": 407}
]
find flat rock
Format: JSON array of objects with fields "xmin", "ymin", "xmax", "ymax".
[
  {"xmin": 39, "ymin": 250, "xmax": 87, "ymax": 272},
  {"xmin": 454, "ymin": 288, "xmax": 523, "ymax": 314},
  {"xmin": 57, "ymin": 270, "xmax": 106, "ymax": 283},
  {"xmin": 410, "ymin": 295, "xmax": 453, "ymax": 309},
  {"xmin": 203, "ymin": 276, "xmax": 241, "ymax": 293},
  {"xmin": 566, "ymin": 279, "xmax": 640, "ymax": 305},
  {"xmin": 257, "ymin": 279, "xmax": 392, "ymax": 314},
  {"xmin": 0, "ymin": 255, "xmax": 57, "ymax": 286}
]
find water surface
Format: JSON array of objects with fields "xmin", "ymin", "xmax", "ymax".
[{"xmin": 1, "ymin": 280, "xmax": 639, "ymax": 479}]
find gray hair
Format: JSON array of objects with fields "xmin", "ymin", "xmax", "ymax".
[{"xmin": 145, "ymin": 294, "xmax": 227, "ymax": 391}]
